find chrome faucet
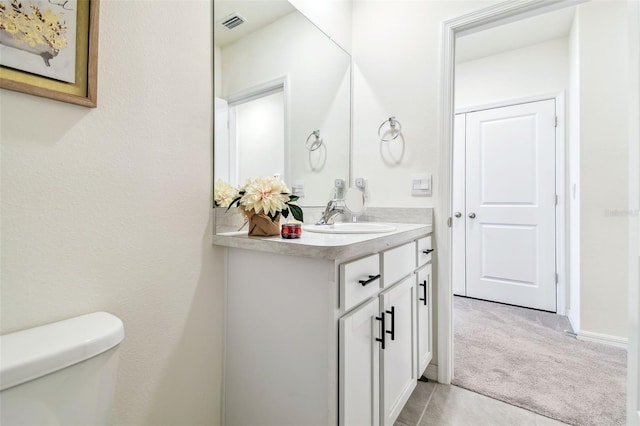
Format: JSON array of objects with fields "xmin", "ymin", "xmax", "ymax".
[{"xmin": 315, "ymin": 199, "xmax": 345, "ymax": 225}]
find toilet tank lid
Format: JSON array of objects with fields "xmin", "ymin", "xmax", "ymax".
[{"xmin": 0, "ymin": 312, "xmax": 124, "ymax": 391}]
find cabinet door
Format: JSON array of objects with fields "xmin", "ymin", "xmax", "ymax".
[
  {"xmin": 380, "ymin": 277, "xmax": 417, "ymax": 426},
  {"xmin": 339, "ymin": 297, "xmax": 380, "ymax": 426},
  {"xmin": 416, "ymin": 263, "xmax": 433, "ymax": 377}
]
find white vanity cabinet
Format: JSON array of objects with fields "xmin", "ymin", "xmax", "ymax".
[
  {"xmin": 217, "ymin": 224, "xmax": 433, "ymax": 426},
  {"xmin": 339, "ymin": 266, "xmax": 417, "ymax": 426},
  {"xmin": 339, "ymin": 241, "xmax": 418, "ymax": 426}
]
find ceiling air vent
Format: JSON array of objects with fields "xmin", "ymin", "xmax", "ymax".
[{"xmin": 219, "ymin": 13, "xmax": 246, "ymax": 30}]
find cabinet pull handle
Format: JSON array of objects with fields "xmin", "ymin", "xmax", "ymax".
[
  {"xmin": 419, "ymin": 280, "xmax": 427, "ymax": 306},
  {"xmin": 422, "ymin": 249, "xmax": 434, "ymax": 255},
  {"xmin": 358, "ymin": 274, "xmax": 380, "ymax": 286},
  {"xmin": 375, "ymin": 313, "xmax": 386, "ymax": 350},
  {"xmin": 386, "ymin": 306, "xmax": 395, "ymax": 341}
]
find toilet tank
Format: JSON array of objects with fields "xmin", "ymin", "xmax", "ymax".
[{"xmin": 0, "ymin": 312, "xmax": 125, "ymax": 426}]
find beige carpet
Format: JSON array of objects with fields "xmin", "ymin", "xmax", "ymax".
[{"xmin": 452, "ymin": 296, "xmax": 627, "ymax": 426}]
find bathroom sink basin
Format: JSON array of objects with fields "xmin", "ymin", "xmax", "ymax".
[{"xmin": 304, "ymin": 223, "xmax": 397, "ymax": 234}]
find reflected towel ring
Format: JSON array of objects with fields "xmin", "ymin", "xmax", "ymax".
[
  {"xmin": 378, "ymin": 116, "xmax": 402, "ymax": 142},
  {"xmin": 306, "ymin": 130, "xmax": 324, "ymax": 151}
]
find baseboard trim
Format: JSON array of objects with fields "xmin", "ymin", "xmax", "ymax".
[
  {"xmin": 577, "ymin": 330, "xmax": 628, "ymax": 349},
  {"xmin": 424, "ymin": 363, "xmax": 438, "ymax": 382}
]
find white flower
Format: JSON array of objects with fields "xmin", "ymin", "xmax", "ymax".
[
  {"xmin": 239, "ymin": 176, "xmax": 291, "ymax": 217},
  {"xmin": 214, "ymin": 179, "xmax": 237, "ymax": 208}
]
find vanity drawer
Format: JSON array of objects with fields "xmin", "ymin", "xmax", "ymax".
[
  {"xmin": 340, "ymin": 254, "xmax": 381, "ymax": 311},
  {"xmin": 417, "ymin": 236, "xmax": 433, "ymax": 267},
  {"xmin": 382, "ymin": 242, "xmax": 416, "ymax": 288}
]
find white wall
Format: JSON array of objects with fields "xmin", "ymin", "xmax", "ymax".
[
  {"xmin": 0, "ymin": 1, "xmax": 224, "ymax": 425},
  {"xmin": 578, "ymin": 1, "xmax": 629, "ymax": 339},
  {"xmin": 454, "ymin": 37, "xmax": 569, "ymax": 109},
  {"xmin": 351, "ymin": 1, "xmax": 498, "ymax": 208}
]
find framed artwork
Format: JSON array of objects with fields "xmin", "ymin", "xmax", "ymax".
[{"xmin": 0, "ymin": 0, "xmax": 99, "ymax": 107}]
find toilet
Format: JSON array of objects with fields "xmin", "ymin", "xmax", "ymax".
[{"xmin": 0, "ymin": 312, "xmax": 125, "ymax": 425}]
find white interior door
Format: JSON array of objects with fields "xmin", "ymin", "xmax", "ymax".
[
  {"xmin": 465, "ymin": 99, "xmax": 557, "ymax": 312},
  {"xmin": 452, "ymin": 114, "xmax": 467, "ymax": 296}
]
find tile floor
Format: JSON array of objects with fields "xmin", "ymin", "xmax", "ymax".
[{"xmin": 395, "ymin": 380, "xmax": 569, "ymax": 426}]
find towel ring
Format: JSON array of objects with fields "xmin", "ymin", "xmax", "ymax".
[
  {"xmin": 378, "ymin": 117, "xmax": 402, "ymax": 142},
  {"xmin": 306, "ymin": 130, "xmax": 323, "ymax": 151}
]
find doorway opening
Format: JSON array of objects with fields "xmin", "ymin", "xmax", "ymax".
[
  {"xmin": 214, "ymin": 78, "xmax": 288, "ymax": 187},
  {"xmin": 437, "ymin": 1, "xmax": 633, "ymax": 424}
]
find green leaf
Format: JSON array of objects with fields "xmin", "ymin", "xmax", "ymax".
[
  {"xmin": 226, "ymin": 196, "xmax": 242, "ymax": 212},
  {"xmin": 289, "ymin": 204, "xmax": 304, "ymax": 222},
  {"xmin": 289, "ymin": 195, "xmax": 300, "ymax": 202},
  {"xmin": 282, "ymin": 208, "xmax": 290, "ymax": 218}
]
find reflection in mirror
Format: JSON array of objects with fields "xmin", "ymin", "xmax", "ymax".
[
  {"xmin": 344, "ymin": 187, "xmax": 367, "ymax": 216},
  {"xmin": 214, "ymin": 1, "xmax": 351, "ymax": 207},
  {"xmin": 231, "ymin": 86, "xmax": 285, "ymax": 183}
]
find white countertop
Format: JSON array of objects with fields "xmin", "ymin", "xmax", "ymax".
[{"xmin": 212, "ymin": 222, "xmax": 432, "ymax": 261}]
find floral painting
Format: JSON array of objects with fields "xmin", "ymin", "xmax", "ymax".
[{"xmin": 0, "ymin": 0, "xmax": 77, "ymax": 83}]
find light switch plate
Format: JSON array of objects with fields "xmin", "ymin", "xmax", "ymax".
[{"xmin": 411, "ymin": 174, "xmax": 432, "ymax": 196}]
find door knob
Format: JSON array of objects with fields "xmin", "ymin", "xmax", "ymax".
[
  {"xmin": 454, "ymin": 212, "xmax": 462, "ymax": 218},
  {"xmin": 468, "ymin": 212, "xmax": 476, "ymax": 219}
]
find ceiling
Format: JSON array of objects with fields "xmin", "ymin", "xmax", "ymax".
[
  {"xmin": 456, "ymin": 7, "xmax": 577, "ymax": 64},
  {"xmin": 214, "ymin": 1, "xmax": 296, "ymax": 48}
]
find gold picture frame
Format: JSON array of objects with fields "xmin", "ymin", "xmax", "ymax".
[{"xmin": 0, "ymin": 0, "xmax": 99, "ymax": 108}]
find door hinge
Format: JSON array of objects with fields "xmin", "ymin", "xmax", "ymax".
[
  {"xmin": 555, "ymin": 273, "xmax": 559, "ymax": 284},
  {"xmin": 555, "ymin": 194, "xmax": 558, "ymax": 205},
  {"xmin": 447, "ymin": 217, "xmax": 452, "ymax": 227},
  {"xmin": 554, "ymin": 116, "xmax": 558, "ymax": 127}
]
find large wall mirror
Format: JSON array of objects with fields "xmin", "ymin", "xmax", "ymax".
[{"xmin": 214, "ymin": 0, "xmax": 351, "ymax": 207}]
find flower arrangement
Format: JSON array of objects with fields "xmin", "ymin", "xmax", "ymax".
[
  {"xmin": 214, "ymin": 179, "xmax": 237, "ymax": 208},
  {"xmin": 216, "ymin": 177, "xmax": 303, "ymax": 236},
  {"xmin": 228, "ymin": 176, "xmax": 303, "ymax": 222},
  {"xmin": 0, "ymin": 0, "xmax": 69, "ymax": 59}
]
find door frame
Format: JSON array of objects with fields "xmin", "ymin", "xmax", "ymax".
[
  {"xmin": 453, "ymin": 93, "xmax": 567, "ymax": 315},
  {"xmin": 226, "ymin": 76, "xmax": 290, "ymax": 186},
  {"xmin": 436, "ymin": 0, "xmax": 589, "ymax": 385},
  {"xmin": 628, "ymin": 1, "xmax": 640, "ymax": 423}
]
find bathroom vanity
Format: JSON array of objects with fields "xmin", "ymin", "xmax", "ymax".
[{"xmin": 214, "ymin": 223, "xmax": 434, "ymax": 426}]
